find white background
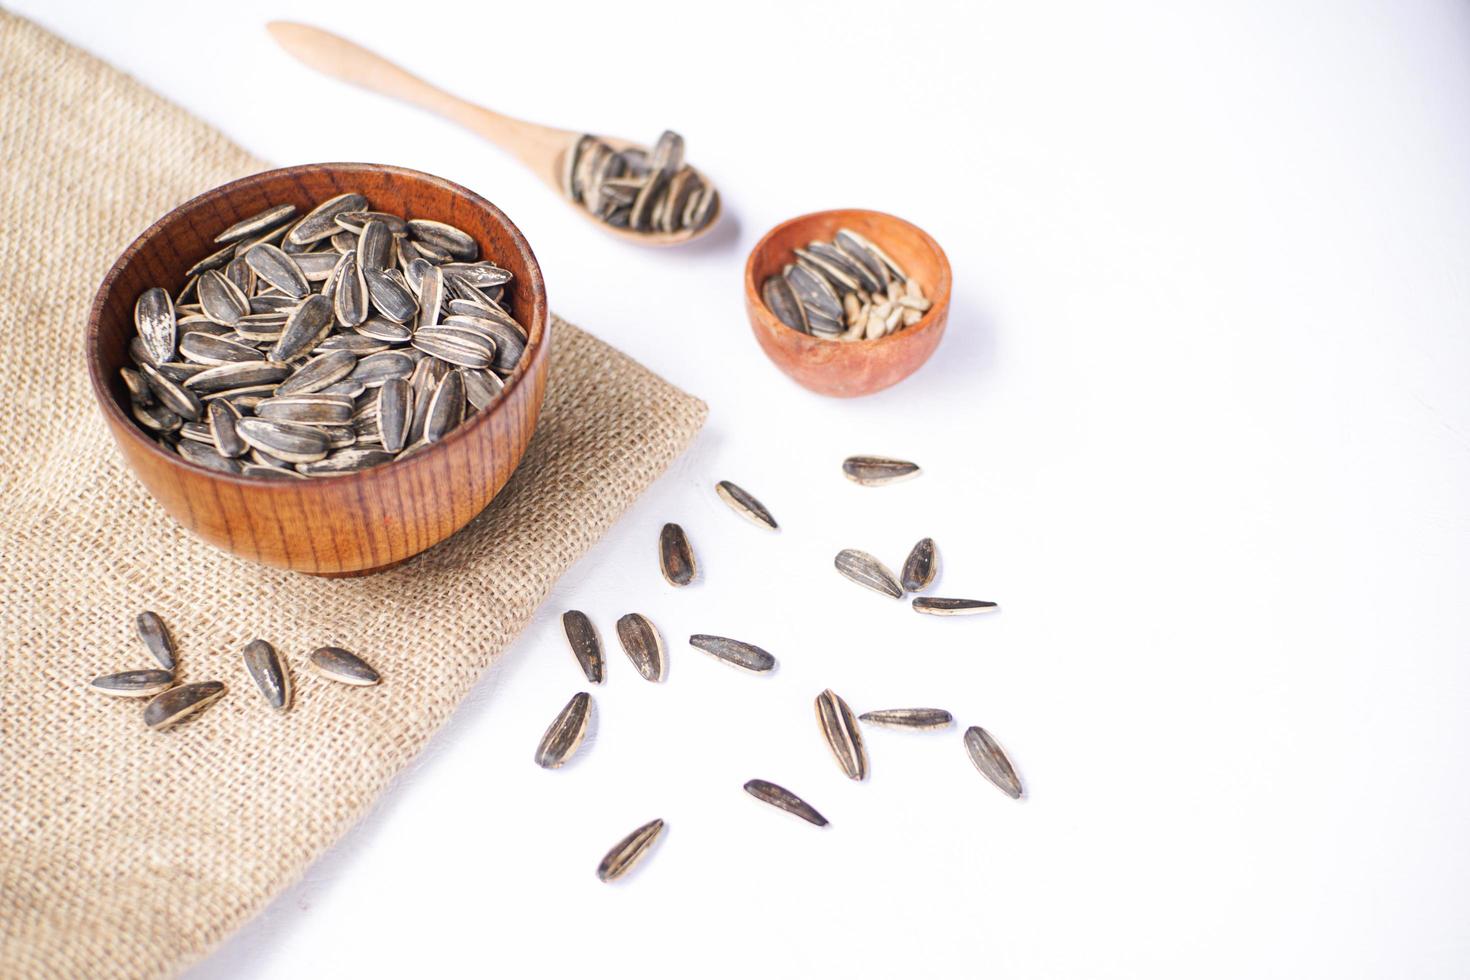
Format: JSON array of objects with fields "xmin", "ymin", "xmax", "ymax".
[{"xmin": 15, "ymin": 1, "xmax": 1470, "ymax": 976}]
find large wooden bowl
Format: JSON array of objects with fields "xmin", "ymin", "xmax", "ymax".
[
  {"xmin": 86, "ymin": 163, "xmax": 550, "ymax": 576},
  {"xmin": 744, "ymin": 209, "xmax": 951, "ymax": 397}
]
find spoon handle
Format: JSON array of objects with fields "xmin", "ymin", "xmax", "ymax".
[{"xmin": 267, "ymin": 22, "xmax": 576, "ymax": 182}]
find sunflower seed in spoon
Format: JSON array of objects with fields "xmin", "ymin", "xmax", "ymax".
[
  {"xmin": 596, "ymin": 818, "xmax": 665, "ymax": 883},
  {"xmin": 743, "ymin": 780, "xmax": 828, "ymax": 827},
  {"xmin": 842, "ymin": 455, "xmax": 921, "ymax": 486},
  {"xmin": 859, "ymin": 708, "xmax": 954, "ymax": 730},
  {"xmin": 714, "ymin": 480, "xmax": 777, "ymax": 530},
  {"xmin": 241, "ymin": 639, "xmax": 292, "ymax": 712},
  {"xmin": 616, "ymin": 613, "xmax": 665, "ymax": 682},
  {"xmin": 90, "ymin": 669, "xmax": 175, "ymax": 698},
  {"xmin": 688, "ymin": 635, "xmax": 775, "ymax": 673},
  {"xmin": 815, "ymin": 688, "xmax": 867, "ymax": 781},
  {"xmin": 562, "ymin": 610, "xmax": 604, "ymax": 684},
  {"xmin": 658, "ymin": 522, "xmax": 696, "ymax": 586},
  {"xmin": 308, "ymin": 646, "xmax": 380, "ymax": 686},
  {"xmin": 964, "ymin": 725, "xmax": 1022, "ymax": 799},
  {"xmin": 912, "ymin": 597, "xmax": 998, "ymax": 616},
  {"xmin": 834, "ymin": 549, "xmax": 903, "ymax": 599},
  {"xmin": 901, "ymin": 538, "xmax": 938, "ymax": 591},
  {"xmin": 143, "ymin": 681, "xmax": 226, "ymax": 731},
  {"xmin": 534, "ymin": 692, "xmax": 593, "ymax": 769}
]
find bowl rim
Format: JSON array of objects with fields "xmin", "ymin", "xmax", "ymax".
[
  {"xmin": 86, "ymin": 161, "xmax": 549, "ymax": 490},
  {"xmin": 743, "ymin": 207, "xmax": 952, "ymax": 349}
]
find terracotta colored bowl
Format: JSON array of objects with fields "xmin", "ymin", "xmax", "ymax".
[
  {"xmin": 85, "ymin": 163, "xmax": 550, "ymax": 576},
  {"xmin": 744, "ymin": 209, "xmax": 951, "ymax": 397}
]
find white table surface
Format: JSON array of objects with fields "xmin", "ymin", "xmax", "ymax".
[{"xmin": 15, "ymin": 1, "xmax": 1470, "ymax": 976}]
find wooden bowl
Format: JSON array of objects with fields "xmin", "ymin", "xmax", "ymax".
[
  {"xmin": 85, "ymin": 163, "xmax": 550, "ymax": 576},
  {"xmin": 744, "ymin": 209, "xmax": 951, "ymax": 397}
]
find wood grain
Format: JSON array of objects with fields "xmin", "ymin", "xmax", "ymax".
[
  {"xmin": 744, "ymin": 209, "xmax": 952, "ymax": 397},
  {"xmin": 86, "ymin": 163, "xmax": 550, "ymax": 576}
]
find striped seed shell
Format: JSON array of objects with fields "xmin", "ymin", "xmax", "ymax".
[
  {"xmin": 534, "ymin": 691, "xmax": 592, "ymax": 769},
  {"xmin": 197, "ymin": 270, "xmax": 249, "ymax": 326},
  {"xmin": 408, "ymin": 218, "xmax": 478, "ymax": 261},
  {"xmin": 184, "ymin": 361, "xmax": 289, "ymax": 394},
  {"xmin": 241, "ymin": 639, "xmax": 292, "ymax": 712},
  {"xmin": 348, "ymin": 351, "xmax": 415, "ymax": 388},
  {"xmin": 964, "ymin": 725, "xmax": 1022, "ymax": 799},
  {"xmin": 462, "ymin": 367, "xmax": 504, "ymax": 411},
  {"xmin": 90, "ymin": 668, "xmax": 175, "ymax": 698},
  {"xmin": 658, "ymin": 522, "xmax": 696, "ymax": 586},
  {"xmin": 270, "ymin": 293, "xmax": 334, "ymax": 361},
  {"xmin": 815, "ymin": 688, "xmax": 867, "ymax": 780},
  {"xmin": 356, "ymin": 219, "xmax": 392, "ymax": 273},
  {"xmin": 415, "ymin": 264, "xmax": 444, "ymax": 331},
  {"xmin": 412, "ymin": 327, "xmax": 495, "ymax": 369},
  {"xmin": 308, "ymin": 646, "xmax": 380, "ymax": 686},
  {"xmin": 377, "ymin": 378, "xmax": 411, "ymax": 452},
  {"xmin": 762, "ymin": 275, "xmax": 807, "ymax": 333},
  {"xmin": 714, "ymin": 481, "xmax": 777, "ymax": 530},
  {"xmin": 257, "ymin": 395, "xmax": 354, "ymax": 425},
  {"xmin": 562, "ymin": 611, "xmax": 604, "ymax": 684},
  {"xmin": 132, "ymin": 401, "xmax": 180, "ymax": 434},
  {"xmin": 841, "ymin": 455, "xmax": 921, "ymax": 486},
  {"xmin": 296, "ymin": 449, "xmax": 396, "ymax": 476},
  {"xmin": 615, "ymin": 613, "xmax": 665, "ymax": 682},
  {"xmin": 743, "ymin": 779, "xmax": 828, "ymax": 827},
  {"xmin": 901, "ymin": 537, "xmax": 938, "ymax": 591},
  {"xmin": 214, "ymin": 203, "xmax": 296, "ymax": 244},
  {"xmin": 178, "ymin": 438, "xmax": 243, "ymax": 474},
  {"xmin": 178, "ymin": 332, "xmax": 265, "ymax": 366},
  {"xmin": 243, "ymin": 242, "xmax": 309, "ymax": 299},
  {"xmin": 277, "ymin": 350, "xmax": 358, "ymax": 396},
  {"xmin": 912, "ymin": 597, "xmax": 998, "ymax": 616},
  {"xmin": 834, "ymin": 549, "xmax": 903, "ymax": 599},
  {"xmin": 235, "ymin": 418, "xmax": 330, "ymax": 464},
  {"xmin": 140, "ymin": 364, "xmax": 203, "ymax": 422},
  {"xmin": 134, "ymin": 287, "xmax": 176, "ymax": 364},
  {"xmin": 423, "ymin": 369, "xmax": 465, "ymax": 443},
  {"xmin": 207, "ymin": 400, "xmax": 245, "ymax": 457},
  {"xmin": 287, "ymin": 193, "xmax": 369, "ymax": 245},
  {"xmin": 135, "ymin": 611, "xmax": 177, "ymax": 671},
  {"xmin": 596, "ymin": 818, "xmax": 664, "ymax": 883},
  {"xmin": 688, "ymin": 635, "xmax": 775, "ymax": 673},
  {"xmin": 364, "ymin": 268, "xmax": 418, "ymax": 322},
  {"xmin": 859, "ymin": 708, "xmax": 954, "ymax": 730},
  {"xmin": 330, "ymin": 251, "xmax": 370, "ymax": 327},
  {"xmin": 143, "ymin": 681, "xmax": 226, "ymax": 730}
]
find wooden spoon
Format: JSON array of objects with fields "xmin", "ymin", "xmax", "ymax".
[{"xmin": 266, "ymin": 21, "xmax": 720, "ymax": 247}]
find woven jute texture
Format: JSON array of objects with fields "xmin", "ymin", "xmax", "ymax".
[{"xmin": 0, "ymin": 12, "xmax": 706, "ymax": 978}]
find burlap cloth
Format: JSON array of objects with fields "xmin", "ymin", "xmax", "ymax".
[{"xmin": 0, "ymin": 12, "xmax": 707, "ymax": 978}]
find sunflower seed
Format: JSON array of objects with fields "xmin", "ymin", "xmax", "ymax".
[
  {"xmin": 761, "ymin": 275, "xmax": 807, "ymax": 333},
  {"xmin": 815, "ymin": 689, "xmax": 868, "ymax": 780},
  {"xmin": 90, "ymin": 668, "xmax": 175, "ymax": 698},
  {"xmin": 423, "ymin": 369, "xmax": 466, "ymax": 443},
  {"xmin": 236, "ymin": 418, "xmax": 329, "ymax": 463},
  {"xmin": 184, "ymin": 361, "xmax": 289, "ymax": 394},
  {"xmin": 179, "ymin": 332, "xmax": 264, "ymax": 366},
  {"xmin": 912, "ymin": 597, "xmax": 998, "ymax": 615},
  {"xmin": 356, "ymin": 219, "xmax": 392, "ymax": 273},
  {"xmin": 786, "ymin": 263, "xmax": 842, "ymax": 321},
  {"xmin": 297, "ymin": 448, "xmax": 397, "ymax": 475},
  {"xmin": 307, "ymin": 646, "xmax": 380, "ymax": 686},
  {"xmin": 563, "ymin": 131, "xmax": 715, "ymax": 235},
  {"xmin": 270, "ymin": 293, "xmax": 333, "ymax": 361},
  {"xmin": 596, "ymin": 818, "xmax": 665, "ymax": 882},
  {"xmin": 140, "ymin": 363, "xmax": 203, "ymax": 421},
  {"xmin": 412, "ymin": 328, "xmax": 494, "ymax": 369},
  {"xmin": 842, "ymin": 455, "xmax": 921, "ymax": 486},
  {"xmin": 416, "ymin": 264, "xmax": 444, "ymax": 331},
  {"xmin": 462, "ymin": 367, "xmax": 504, "ymax": 411},
  {"xmin": 241, "ymin": 639, "xmax": 292, "ymax": 712},
  {"xmin": 534, "ymin": 691, "xmax": 593, "ymax": 769},
  {"xmin": 714, "ymin": 481, "xmax": 777, "ymax": 530},
  {"xmin": 134, "ymin": 288, "xmax": 176, "ymax": 364},
  {"xmin": 215, "ymin": 204, "xmax": 296, "ymax": 244},
  {"xmin": 963, "ymin": 725, "xmax": 1022, "ymax": 799},
  {"xmin": 743, "ymin": 779, "xmax": 828, "ymax": 827},
  {"xmin": 615, "ymin": 613, "xmax": 665, "ymax": 682},
  {"xmin": 376, "ymin": 378, "xmax": 411, "ymax": 452},
  {"xmin": 134, "ymin": 611, "xmax": 177, "ymax": 670},
  {"xmin": 197, "ymin": 270, "xmax": 249, "ymax": 326},
  {"xmin": 277, "ymin": 350, "xmax": 358, "ymax": 396},
  {"xmin": 688, "ymin": 635, "xmax": 775, "ymax": 672},
  {"xmin": 178, "ymin": 439, "xmax": 243, "ymax": 473},
  {"xmin": 288, "ymin": 193, "xmax": 369, "ymax": 245},
  {"xmin": 859, "ymin": 708, "xmax": 953, "ymax": 730},
  {"xmin": 207, "ymin": 399, "xmax": 246, "ymax": 458},
  {"xmin": 901, "ymin": 538, "xmax": 938, "ymax": 591},
  {"xmin": 408, "ymin": 219, "xmax": 478, "ymax": 261},
  {"xmin": 257, "ymin": 395, "xmax": 353, "ymax": 425},
  {"xmin": 132, "ymin": 401, "xmax": 180, "ymax": 433},
  {"xmin": 243, "ymin": 243, "xmax": 309, "ymax": 300},
  {"xmin": 186, "ymin": 242, "xmax": 238, "ymax": 278},
  {"xmin": 562, "ymin": 610, "xmax": 604, "ymax": 684},
  {"xmin": 834, "ymin": 549, "xmax": 903, "ymax": 598},
  {"xmin": 658, "ymin": 522, "xmax": 696, "ymax": 586},
  {"xmin": 143, "ymin": 681, "xmax": 226, "ymax": 730}
]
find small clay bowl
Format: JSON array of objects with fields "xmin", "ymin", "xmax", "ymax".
[
  {"xmin": 86, "ymin": 162, "xmax": 550, "ymax": 576},
  {"xmin": 744, "ymin": 209, "xmax": 951, "ymax": 397}
]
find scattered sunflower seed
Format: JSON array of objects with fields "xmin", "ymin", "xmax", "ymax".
[
  {"xmin": 743, "ymin": 779, "xmax": 828, "ymax": 827},
  {"xmin": 135, "ymin": 611, "xmax": 177, "ymax": 671},
  {"xmin": 834, "ymin": 549, "xmax": 904, "ymax": 599},
  {"xmin": 815, "ymin": 688, "xmax": 868, "ymax": 781},
  {"xmin": 859, "ymin": 708, "xmax": 954, "ymax": 730},
  {"xmin": 241, "ymin": 639, "xmax": 292, "ymax": 712},
  {"xmin": 534, "ymin": 692, "xmax": 593, "ymax": 769},
  {"xmin": 307, "ymin": 646, "xmax": 381, "ymax": 686},
  {"xmin": 912, "ymin": 597, "xmax": 998, "ymax": 616},
  {"xmin": 658, "ymin": 522, "xmax": 697, "ymax": 586},
  {"xmin": 615, "ymin": 613, "xmax": 665, "ymax": 682},
  {"xmin": 596, "ymin": 818, "xmax": 665, "ymax": 882},
  {"xmin": 89, "ymin": 669, "xmax": 175, "ymax": 698},
  {"xmin": 714, "ymin": 481, "xmax": 777, "ymax": 530},
  {"xmin": 143, "ymin": 681, "xmax": 226, "ymax": 731},
  {"xmin": 842, "ymin": 456, "xmax": 921, "ymax": 486},
  {"xmin": 901, "ymin": 537, "xmax": 938, "ymax": 591},
  {"xmin": 963, "ymin": 725, "xmax": 1023, "ymax": 799},
  {"xmin": 123, "ymin": 193, "xmax": 526, "ymax": 477},
  {"xmin": 688, "ymin": 635, "xmax": 776, "ymax": 673},
  {"xmin": 562, "ymin": 610, "xmax": 604, "ymax": 684}
]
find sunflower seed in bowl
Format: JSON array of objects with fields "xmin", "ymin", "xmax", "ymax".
[
  {"xmin": 761, "ymin": 227, "xmax": 932, "ymax": 342},
  {"xmin": 121, "ymin": 193, "xmax": 528, "ymax": 478}
]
